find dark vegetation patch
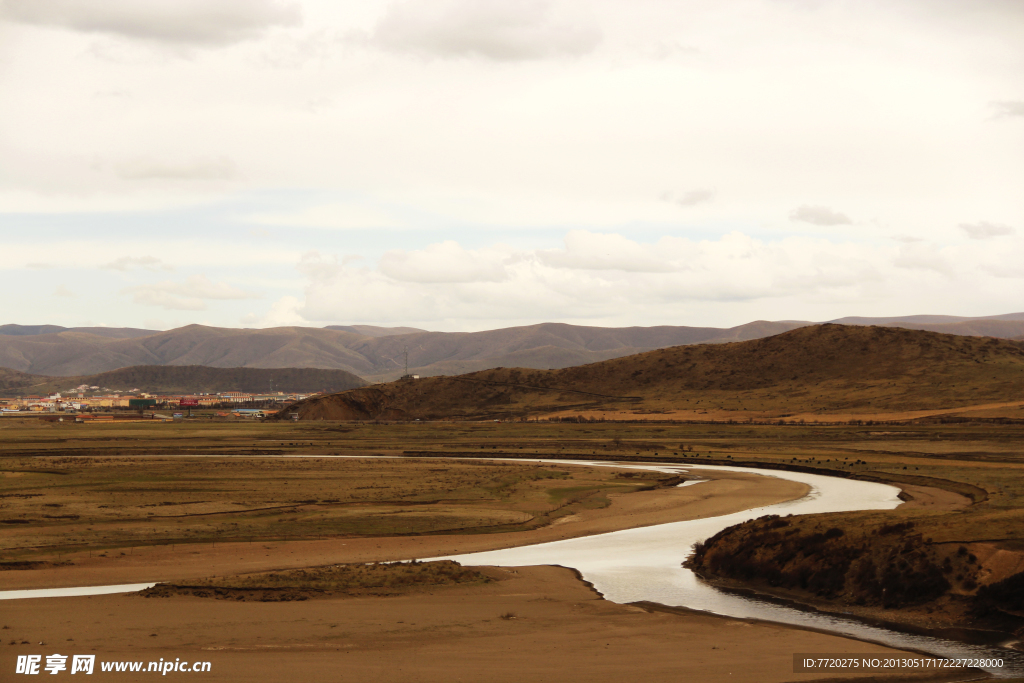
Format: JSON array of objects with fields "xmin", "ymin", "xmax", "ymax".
[
  {"xmin": 974, "ymin": 570, "xmax": 1024, "ymax": 617},
  {"xmin": 139, "ymin": 560, "xmax": 492, "ymax": 602},
  {"xmin": 688, "ymin": 514, "xmax": 971, "ymax": 609},
  {"xmin": 0, "ymin": 560, "xmax": 73, "ymax": 571}
]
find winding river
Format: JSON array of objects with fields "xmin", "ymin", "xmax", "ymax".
[
  {"xmin": 439, "ymin": 460, "xmax": 1024, "ymax": 677},
  {"xmin": 3, "ymin": 458, "xmax": 1022, "ymax": 676}
]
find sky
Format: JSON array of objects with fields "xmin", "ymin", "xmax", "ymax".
[{"xmin": 1, "ymin": 0, "xmax": 1022, "ymax": 332}]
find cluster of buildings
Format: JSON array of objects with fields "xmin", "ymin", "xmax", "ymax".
[{"xmin": 0, "ymin": 388, "xmax": 318, "ymax": 415}]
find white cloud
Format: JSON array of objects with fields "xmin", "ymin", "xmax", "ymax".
[
  {"xmin": 789, "ymin": 205, "xmax": 853, "ymax": 226},
  {"xmin": 101, "ymin": 256, "xmax": 172, "ymax": 271},
  {"xmin": 892, "ymin": 242, "xmax": 955, "ymax": 277},
  {"xmin": 364, "ymin": 0, "xmax": 602, "ymax": 60},
  {"xmin": 538, "ymin": 230, "xmax": 674, "ymax": 272},
  {"xmin": 240, "ymin": 295, "xmax": 306, "ymax": 327},
  {"xmin": 53, "ymin": 284, "xmax": 74, "ymax": 297},
  {"xmin": 662, "ymin": 189, "xmax": 715, "ymax": 207},
  {"xmin": 270, "ymin": 227, "xmax": 1024, "ymax": 329},
  {"xmin": 1, "ymin": 0, "xmax": 301, "ymax": 46},
  {"xmin": 379, "ymin": 241, "xmax": 513, "ymax": 283},
  {"xmin": 124, "ymin": 275, "xmax": 260, "ymax": 311},
  {"xmin": 992, "ymin": 101, "xmax": 1024, "ymax": 118},
  {"xmin": 291, "ymin": 231, "xmax": 930, "ymax": 325},
  {"xmin": 116, "ymin": 157, "xmax": 237, "ymax": 181},
  {"xmin": 959, "ymin": 221, "xmax": 1016, "ymax": 239}
]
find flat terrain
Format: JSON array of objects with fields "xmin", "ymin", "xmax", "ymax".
[
  {"xmin": 2, "ymin": 565, "xmax": 960, "ymax": 683},
  {"xmin": 3, "ymin": 416, "xmax": 1024, "ymax": 680}
]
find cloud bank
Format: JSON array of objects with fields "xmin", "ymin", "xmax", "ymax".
[
  {"xmin": 960, "ymin": 221, "xmax": 1016, "ymax": 240},
  {"xmin": 124, "ymin": 275, "xmax": 259, "ymax": 311},
  {"xmin": 365, "ymin": 0, "xmax": 601, "ymax": 60},
  {"xmin": 789, "ymin": 205, "xmax": 853, "ymax": 227},
  {"xmin": 1, "ymin": 0, "xmax": 300, "ymax": 46},
  {"xmin": 278, "ymin": 229, "xmax": 1022, "ymax": 328}
]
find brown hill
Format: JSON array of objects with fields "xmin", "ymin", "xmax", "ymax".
[
  {"xmin": 0, "ymin": 368, "xmax": 41, "ymax": 392},
  {"xmin": 281, "ymin": 325, "xmax": 1024, "ymax": 421},
  {"xmin": 0, "ymin": 365, "xmax": 368, "ymax": 396}
]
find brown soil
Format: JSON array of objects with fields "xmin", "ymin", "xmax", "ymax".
[{"xmin": 0, "ymin": 565, "xmax": 957, "ymax": 683}]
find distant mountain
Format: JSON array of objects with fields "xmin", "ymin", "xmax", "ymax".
[
  {"xmin": 0, "ymin": 324, "xmax": 156, "ymax": 339},
  {"xmin": 1, "ymin": 312, "xmax": 1022, "ymax": 380},
  {"xmin": 828, "ymin": 313, "xmax": 1024, "ymax": 339},
  {"xmin": 0, "ymin": 321, "xmax": 808, "ymax": 378},
  {"xmin": 283, "ymin": 325, "xmax": 1024, "ymax": 421},
  {"xmin": 829, "ymin": 312, "xmax": 1024, "ymax": 324},
  {"xmin": 0, "ymin": 325, "xmax": 68, "ymax": 336},
  {"xmin": 0, "ymin": 365, "xmax": 368, "ymax": 396}
]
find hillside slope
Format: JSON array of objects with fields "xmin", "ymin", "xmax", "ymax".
[{"xmin": 282, "ymin": 325, "xmax": 1024, "ymax": 421}]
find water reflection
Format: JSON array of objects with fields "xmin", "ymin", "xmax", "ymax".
[{"xmin": 0, "ymin": 583, "xmax": 156, "ymax": 601}]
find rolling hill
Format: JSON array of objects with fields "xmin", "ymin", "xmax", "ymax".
[
  {"xmin": 0, "ymin": 368, "xmax": 41, "ymax": 392},
  {"xmin": 280, "ymin": 325, "xmax": 1024, "ymax": 421},
  {"xmin": 0, "ymin": 365, "xmax": 368, "ymax": 396},
  {"xmin": 0, "ymin": 320, "xmax": 809, "ymax": 378},
  {"xmin": 2, "ymin": 312, "xmax": 1023, "ymax": 381}
]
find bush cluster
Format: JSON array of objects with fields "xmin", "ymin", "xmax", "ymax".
[{"xmin": 691, "ymin": 515, "xmax": 950, "ymax": 608}]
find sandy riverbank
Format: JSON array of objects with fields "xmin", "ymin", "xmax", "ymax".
[
  {"xmin": 1, "ymin": 564, "xmax": 966, "ymax": 683},
  {"xmin": 1, "ymin": 468, "xmax": 807, "ymax": 591}
]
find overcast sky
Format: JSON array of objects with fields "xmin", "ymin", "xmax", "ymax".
[{"xmin": 1, "ymin": 0, "xmax": 1022, "ymax": 332}]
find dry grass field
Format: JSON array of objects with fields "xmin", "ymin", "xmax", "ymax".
[
  {"xmin": 0, "ymin": 421, "xmax": 685, "ymax": 561},
  {"xmin": 3, "ymin": 413, "xmax": 1024, "ymax": 640}
]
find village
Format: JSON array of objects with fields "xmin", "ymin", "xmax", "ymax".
[{"xmin": 0, "ymin": 386, "xmax": 316, "ymax": 420}]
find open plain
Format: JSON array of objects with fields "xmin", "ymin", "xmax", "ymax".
[{"xmin": 3, "ymin": 413, "xmax": 1024, "ymax": 681}]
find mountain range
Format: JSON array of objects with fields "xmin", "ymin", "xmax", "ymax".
[{"xmin": 1, "ymin": 312, "xmax": 1023, "ymax": 380}]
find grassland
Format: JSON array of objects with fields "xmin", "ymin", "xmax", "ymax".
[
  {"xmin": 0, "ymin": 419, "xmax": 684, "ymax": 560},
  {"xmin": 3, "ymin": 414, "xmax": 1024, "ymax": 638}
]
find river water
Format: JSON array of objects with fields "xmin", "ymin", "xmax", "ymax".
[
  {"xmin": 438, "ymin": 460, "xmax": 1024, "ymax": 677},
  {"xmin": 2, "ymin": 458, "xmax": 1021, "ymax": 676}
]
